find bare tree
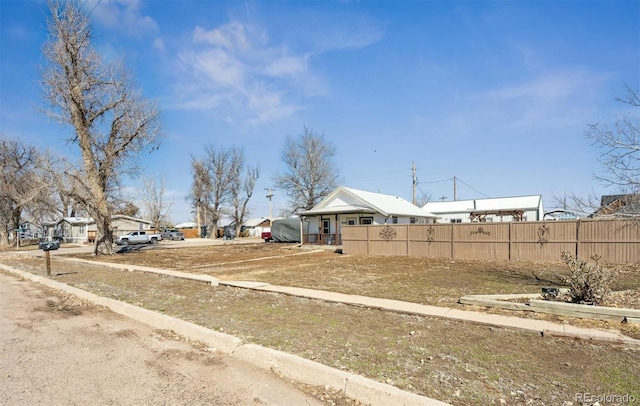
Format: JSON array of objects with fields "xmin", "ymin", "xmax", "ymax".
[
  {"xmin": 187, "ymin": 146, "xmax": 239, "ymax": 238},
  {"xmin": 274, "ymin": 127, "xmax": 340, "ymax": 213},
  {"xmin": 557, "ymin": 85, "xmax": 640, "ymax": 219},
  {"xmin": 113, "ymin": 201, "xmax": 141, "ymax": 218},
  {"xmin": 228, "ymin": 149, "xmax": 259, "ymax": 236},
  {"xmin": 40, "ymin": 1, "xmax": 162, "ymax": 254},
  {"xmin": 587, "ymin": 84, "xmax": 640, "ymax": 193},
  {"xmin": 187, "ymin": 159, "xmax": 212, "ymax": 237},
  {"xmin": 140, "ymin": 176, "xmax": 171, "ymax": 229},
  {"xmin": 0, "ymin": 138, "xmax": 56, "ymax": 246}
]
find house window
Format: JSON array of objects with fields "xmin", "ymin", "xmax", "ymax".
[
  {"xmin": 322, "ymin": 219, "xmax": 330, "ymax": 234},
  {"xmin": 392, "ymin": 217, "xmax": 398, "ymax": 224},
  {"xmin": 450, "ymin": 219, "xmax": 462, "ymax": 223},
  {"xmin": 360, "ymin": 217, "xmax": 373, "ymax": 225},
  {"xmin": 79, "ymin": 225, "xmax": 85, "ymax": 234},
  {"xmin": 346, "ymin": 218, "xmax": 356, "ymax": 225},
  {"xmin": 410, "ymin": 218, "xmax": 416, "ymax": 224}
]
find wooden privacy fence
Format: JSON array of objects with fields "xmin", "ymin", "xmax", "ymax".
[{"xmin": 341, "ymin": 219, "xmax": 640, "ymax": 264}]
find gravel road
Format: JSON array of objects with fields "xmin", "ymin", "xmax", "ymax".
[{"xmin": 0, "ymin": 272, "xmax": 325, "ymax": 406}]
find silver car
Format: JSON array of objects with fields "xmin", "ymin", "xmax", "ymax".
[{"xmin": 161, "ymin": 229, "xmax": 184, "ymax": 241}]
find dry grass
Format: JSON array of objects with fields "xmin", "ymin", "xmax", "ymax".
[{"xmin": 2, "ymin": 242, "xmax": 640, "ymax": 405}]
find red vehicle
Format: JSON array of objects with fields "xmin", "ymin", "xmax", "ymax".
[{"xmin": 261, "ymin": 231, "xmax": 272, "ymax": 242}]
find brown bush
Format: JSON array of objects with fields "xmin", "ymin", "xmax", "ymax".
[{"xmin": 559, "ymin": 251, "xmax": 618, "ymax": 305}]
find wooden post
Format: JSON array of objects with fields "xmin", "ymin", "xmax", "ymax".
[{"xmin": 46, "ymin": 250, "xmax": 51, "ymax": 277}]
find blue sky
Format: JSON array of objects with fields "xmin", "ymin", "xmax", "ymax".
[{"xmin": 1, "ymin": 0, "xmax": 638, "ymax": 223}]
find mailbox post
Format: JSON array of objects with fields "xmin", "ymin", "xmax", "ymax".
[{"xmin": 39, "ymin": 241, "xmax": 60, "ymax": 277}]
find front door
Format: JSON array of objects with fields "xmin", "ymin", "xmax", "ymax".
[{"xmin": 322, "ymin": 219, "xmax": 330, "ymax": 234}]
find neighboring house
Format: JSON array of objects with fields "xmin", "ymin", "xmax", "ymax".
[
  {"xmin": 423, "ymin": 195, "xmax": 544, "ymax": 223},
  {"xmin": 297, "ymin": 186, "xmax": 438, "ymax": 245},
  {"xmin": 241, "ymin": 217, "xmax": 271, "ymax": 238},
  {"xmin": 543, "ymin": 210, "xmax": 579, "ymax": 221},
  {"xmin": 42, "ymin": 215, "xmax": 152, "ymax": 244},
  {"xmin": 18, "ymin": 221, "xmax": 44, "ymax": 239},
  {"xmin": 42, "ymin": 217, "xmax": 92, "ymax": 243},
  {"xmin": 591, "ymin": 194, "xmax": 640, "ymax": 219}
]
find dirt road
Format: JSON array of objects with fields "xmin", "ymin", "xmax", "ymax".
[{"xmin": 0, "ymin": 272, "xmax": 325, "ymax": 406}]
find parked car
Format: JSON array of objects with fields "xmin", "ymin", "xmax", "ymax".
[
  {"xmin": 161, "ymin": 229, "xmax": 185, "ymax": 241},
  {"xmin": 116, "ymin": 231, "xmax": 162, "ymax": 245},
  {"xmin": 261, "ymin": 231, "xmax": 272, "ymax": 242}
]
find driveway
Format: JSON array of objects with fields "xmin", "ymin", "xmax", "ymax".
[{"xmin": 0, "ymin": 272, "xmax": 325, "ymax": 405}]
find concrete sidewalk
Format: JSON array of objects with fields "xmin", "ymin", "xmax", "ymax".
[
  {"xmin": 6, "ymin": 250, "xmax": 639, "ymax": 348},
  {"xmin": 223, "ymin": 281, "xmax": 640, "ymax": 348}
]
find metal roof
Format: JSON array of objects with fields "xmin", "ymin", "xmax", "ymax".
[
  {"xmin": 423, "ymin": 195, "xmax": 542, "ymax": 213},
  {"xmin": 299, "ymin": 186, "xmax": 438, "ymax": 218}
]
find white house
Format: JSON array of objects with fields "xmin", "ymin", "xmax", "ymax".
[
  {"xmin": 297, "ymin": 186, "xmax": 438, "ymax": 245},
  {"xmin": 43, "ymin": 215, "xmax": 153, "ymax": 244},
  {"xmin": 423, "ymin": 195, "xmax": 544, "ymax": 223},
  {"xmin": 241, "ymin": 217, "xmax": 271, "ymax": 237}
]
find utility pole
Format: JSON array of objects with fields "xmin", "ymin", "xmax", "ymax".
[
  {"xmin": 453, "ymin": 176, "xmax": 457, "ymax": 201},
  {"xmin": 412, "ymin": 161, "xmax": 417, "ymax": 205},
  {"xmin": 265, "ymin": 188, "xmax": 275, "ymax": 221}
]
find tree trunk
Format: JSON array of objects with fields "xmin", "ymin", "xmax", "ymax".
[{"xmin": 93, "ymin": 212, "xmax": 114, "ymax": 255}]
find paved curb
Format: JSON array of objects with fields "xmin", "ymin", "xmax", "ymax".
[
  {"xmin": 233, "ymin": 344, "xmax": 449, "ymax": 406},
  {"xmin": 0, "ymin": 263, "xmax": 449, "ymax": 406}
]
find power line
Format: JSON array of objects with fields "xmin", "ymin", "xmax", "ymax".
[{"xmin": 455, "ymin": 177, "xmax": 491, "ymax": 198}]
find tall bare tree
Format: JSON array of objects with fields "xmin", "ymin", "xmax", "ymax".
[
  {"xmin": 228, "ymin": 149, "xmax": 259, "ymax": 236},
  {"xmin": 40, "ymin": 1, "xmax": 162, "ymax": 254},
  {"xmin": 0, "ymin": 138, "xmax": 56, "ymax": 246},
  {"xmin": 188, "ymin": 159, "xmax": 212, "ymax": 237},
  {"xmin": 187, "ymin": 146, "xmax": 239, "ymax": 238},
  {"xmin": 140, "ymin": 176, "xmax": 171, "ymax": 229},
  {"xmin": 274, "ymin": 127, "xmax": 340, "ymax": 213},
  {"xmin": 587, "ymin": 84, "xmax": 640, "ymax": 193},
  {"xmin": 553, "ymin": 85, "xmax": 640, "ymax": 219},
  {"xmin": 113, "ymin": 201, "xmax": 141, "ymax": 218}
]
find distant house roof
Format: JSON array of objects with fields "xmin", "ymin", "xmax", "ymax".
[
  {"xmin": 174, "ymin": 221, "xmax": 198, "ymax": 229},
  {"xmin": 111, "ymin": 215, "xmax": 151, "ymax": 225},
  {"xmin": 423, "ymin": 195, "xmax": 543, "ymax": 214},
  {"xmin": 242, "ymin": 217, "xmax": 271, "ymax": 228},
  {"xmin": 298, "ymin": 186, "xmax": 438, "ymax": 219},
  {"xmin": 592, "ymin": 194, "xmax": 640, "ymax": 218},
  {"xmin": 42, "ymin": 215, "xmax": 151, "ymax": 226}
]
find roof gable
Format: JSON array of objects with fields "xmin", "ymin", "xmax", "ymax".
[{"xmin": 300, "ymin": 186, "xmax": 437, "ymax": 218}]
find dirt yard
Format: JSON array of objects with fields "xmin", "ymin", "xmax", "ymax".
[
  {"xmin": 2, "ymin": 242, "xmax": 639, "ymax": 405},
  {"xmin": 0, "ymin": 271, "xmax": 349, "ymax": 406}
]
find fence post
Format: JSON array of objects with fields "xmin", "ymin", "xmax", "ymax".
[
  {"xmin": 450, "ymin": 223, "xmax": 455, "ymax": 260},
  {"xmin": 366, "ymin": 225, "xmax": 370, "ymax": 255},
  {"xmin": 406, "ymin": 225, "xmax": 410, "ymax": 257},
  {"xmin": 508, "ymin": 222, "xmax": 512, "ymax": 262},
  {"xmin": 575, "ymin": 219, "xmax": 581, "ymax": 258}
]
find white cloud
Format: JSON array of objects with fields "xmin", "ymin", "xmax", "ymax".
[
  {"xmin": 166, "ymin": 10, "xmax": 382, "ymax": 125},
  {"xmin": 193, "ymin": 22, "xmax": 250, "ymax": 51},
  {"xmin": 465, "ymin": 70, "xmax": 610, "ymax": 134},
  {"xmin": 152, "ymin": 37, "xmax": 165, "ymax": 52},
  {"xmin": 263, "ymin": 54, "xmax": 308, "ymax": 77},
  {"xmin": 181, "ymin": 48, "xmax": 246, "ymax": 89},
  {"xmin": 87, "ymin": 0, "xmax": 158, "ymax": 37},
  {"xmin": 170, "ymin": 20, "xmax": 315, "ymax": 124}
]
